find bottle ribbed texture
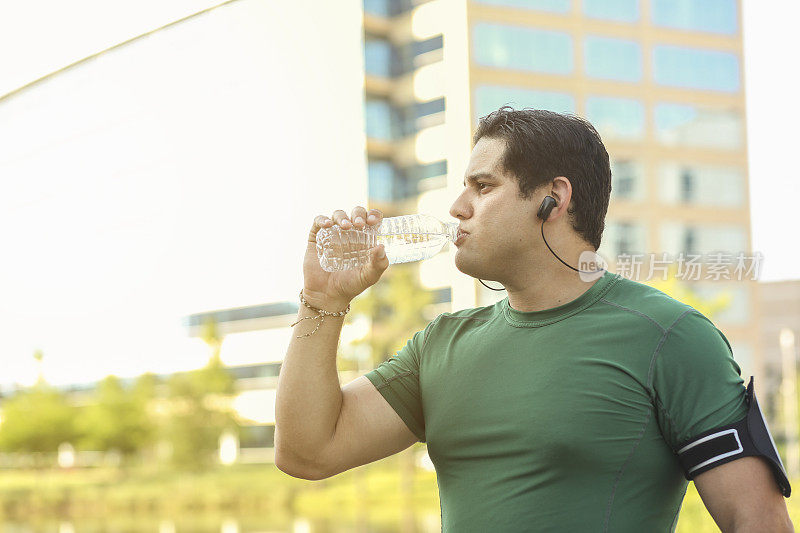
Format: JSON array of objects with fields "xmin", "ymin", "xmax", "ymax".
[{"xmin": 316, "ymin": 214, "xmax": 457, "ymax": 272}]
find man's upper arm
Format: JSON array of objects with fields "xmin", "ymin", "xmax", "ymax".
[
  {"xmin": 316, "ymin": 376, "xmax": 419, "ymax": 479},
  {"xmin": 652, "ymin": 310, "xmax": 749, "ymax": 451},
  {"xmin": 315, "ymin": 318, "xmax": 435, "ymax": 479},
  {"xmin": 694, "ymin": 456, "xmax": 793, "ymax": 532},
  {"xmin": 652, "ymin": 310, "xmax": 793, "ymax": 530}
]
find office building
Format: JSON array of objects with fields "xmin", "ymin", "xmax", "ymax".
[{"xmin": 361, "ymin": 0, "xmax": 759, "ymax": 378}]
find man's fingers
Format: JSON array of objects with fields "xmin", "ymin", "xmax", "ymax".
[
  {"xmin": 309, "ymin": 208, "xmax": 383, "ymax": 246},
  {"xmin": 308, "ymin": 215, "xmax": 333, "ymax": 244},
  {"xmin": 361, "ymin": 244, "xmax": 389, "ymax": 286},
  {"xmin": 324, "ymin": 208, "xmax": 383, "ymax": 229},
  {"xmin": 351, "ymin": 206, "xmax": 368, "ymax": 229},
  {"xmin": 367, "ymin": 209, "xmax": 382, "ymax": 226},
  {"xmin": 332, "ymin": 209, "xmax": 352, "ymax": 229}
]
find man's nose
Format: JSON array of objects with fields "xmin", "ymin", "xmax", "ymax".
[{"xmin": 449, "ymin": 190, "xmax": 470, "ymax": 220}]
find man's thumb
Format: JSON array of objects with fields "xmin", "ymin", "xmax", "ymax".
[{"xmin": 363, "ymin": 244, "xmax": 389, "ymax": 283}]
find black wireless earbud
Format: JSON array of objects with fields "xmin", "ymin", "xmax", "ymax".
[
  {"xmin": 537, "ymin": 195, "xmax": 557, "ymax": 221},
  {"xmin": 536, "ymin": 193, "xmax": 605, "ymax": 275}
]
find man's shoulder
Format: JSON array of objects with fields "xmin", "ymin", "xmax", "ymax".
[{"xmin": 601, "ymin": 275, "xmax": 702, "ymax": 334}]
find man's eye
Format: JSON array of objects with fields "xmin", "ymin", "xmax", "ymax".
[{"xmin": 477, "ymin": 183, "xmax": 489, "ymax": 191}]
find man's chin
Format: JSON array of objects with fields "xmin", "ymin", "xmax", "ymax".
[{"xmin": 454, "ymin": 253, "xmax": 490, "ymax": 280}]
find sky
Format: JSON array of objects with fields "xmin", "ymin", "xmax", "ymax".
[{"xmin": 0, "ymin": 0, "xmax": 797, "ymax": 387}]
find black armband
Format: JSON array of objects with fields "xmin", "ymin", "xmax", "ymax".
[{"xmin": 675, "ymin": 376, "xmax": 791, "ymax": 497}]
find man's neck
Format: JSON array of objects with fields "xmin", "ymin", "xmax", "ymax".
[
  {"xmin": 503, "ymin": 247, "xmax": 603, "ymax": 313},
  {"xmin": 506, "ymin": 275, "xmax": 601, "ymax": 313}
]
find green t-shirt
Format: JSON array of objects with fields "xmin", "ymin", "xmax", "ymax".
[{"xmin": 364, "ymin": 270, "xmax": 748, "ymax": 532}]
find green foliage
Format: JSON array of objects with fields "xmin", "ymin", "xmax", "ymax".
[
  {"xmin": 642, "ymin": 264, "xmax": 732, "ymax": 320},
  {"xmin": 164, "ymin": 355, "xmax": 237, "ymax": 469},
  {"xmin": 0, "ymin": 384, "xmax": 77, "ymax": 454},
  {"xmin": 75, "ymin": 375, "xmax": 156, "ymax": 457},
  {"xmin": 0, "ymin": 315, "xmax": 241, "ymax": 470},
  {"xmin": 132, "ymin": 371, "xmax": 159, "ymax": 400},
  {"xmin": 347, "ymin": 263, "xmax": 435, "ymax": 367}
]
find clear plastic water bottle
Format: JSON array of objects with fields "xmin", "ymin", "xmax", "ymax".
[{"xmin": 316, "ymin": 214, "xmax": 459, "ymax": 272}]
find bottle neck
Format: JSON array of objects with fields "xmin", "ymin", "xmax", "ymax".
[{"xmin": 445, "ymin": 222, "xmax": 458, "ymax": 243}]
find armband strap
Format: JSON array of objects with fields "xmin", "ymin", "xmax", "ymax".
[{"xmin": 675, "ymin": 376, "xmax": 791, "ymax": 497}]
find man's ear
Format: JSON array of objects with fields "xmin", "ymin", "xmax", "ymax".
[{"xmin": 548, "ymin": 177, "xmax": 574, "ymax": 217}]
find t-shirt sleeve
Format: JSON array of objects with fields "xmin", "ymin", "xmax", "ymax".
[
  {"xmin": 652, "ymin": 309, "xmax": 748, "ymax": 454},
  {"xmin": 362, "ymin": 317, "xmax": 438, "ymax": 443}
]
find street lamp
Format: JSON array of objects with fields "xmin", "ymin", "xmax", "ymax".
[{"xmin": 779, "ymin": 328, "xmax": 798, "ymax": 479}]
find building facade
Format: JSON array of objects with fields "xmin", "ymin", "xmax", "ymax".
[{"xmin": 362, "ymin": 0, "xmax": 760, "ymax": 379}]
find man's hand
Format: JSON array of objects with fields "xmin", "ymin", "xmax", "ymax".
[{"xmin": 302, "ymin": 206, "xmax": 389, "ymax": 309}]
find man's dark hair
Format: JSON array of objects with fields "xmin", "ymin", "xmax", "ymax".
[{"xmin": 472, "ymin": 106, "xmax": 612, "ymax": 250}]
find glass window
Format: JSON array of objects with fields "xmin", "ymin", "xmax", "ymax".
[
  {"xmin": 653, "ymin": 45, "xmax": 740, "ymax": 92},
  {"xmin": 393, "ymin": 106, "xmax": 413, "ymax": 138},
  {"xmin": 704, "ymin": 226, "xmax": 748, "ymax": 253},
  {"xmin": 652, "ymin": 0, "xmax": 737, "ymax": 35},
  {"xmin": 658, "ymin": 164, "xmax": 744, "ymax": 207},
  {"xmin": 365, "ymin": 98, "xmax": 394, "ymax": 140},
  {"xmin": 416, "ymin": 97, "xmax": 446, "ymax": 118},
  {"xmin": 655, "ymin": 103, "xmax": 742, "ymax": 149},
  {"xmin": 583, "ymin": 0, "xmax": 639, "ymax": 22},
  {"xmin": 585, "ymin": 96, "xmax": 644, "ymax": 140},
  {"xmin": 660, "ymin": 223, "xmax": 747, "ymax": 257},
  {"xmin": 473, "ymin": 23, "xmax": 573, "ymax": 74},
  {"xmin": 584, "ymin": 36, "xmax": 642, "ymax": 82},
  {"xmin": 615, "ymin": 223, "xmax": 636, "ymax": 255},
  {"xmin": 610, "ymin": 160, "xmax": 644, "ymax": 201},
  {"xmin": 408, "ymin": 160, "xmax": 447, "ymax": 181},
  {"xmin": 599, "ymin": 220, "xmax": 647, "ymax": 259},
  {"xmin": 680, "ymin": 171, "xmax": 694, "ymax": 203},
  {"xmin": 473, "ymin": 0, "xmax": 570, "ymax": 13},
  {"xmin": 475, "ymin": 85, "xmax": 575, "ymax": 118},
  {"xmin": 368, "ymin": 160, "xmax": 423, "ymax": 200},
  {"xmin": 693, "ymin": 285, "xmax": 749, "ymax": 324},
  {"xmin": 394, "ymin": 35, "xmax": 445, "ymax": 77},
  {"xmin": 391, "ymin": 98, "xmax": 446, "ymax": 138},
  {"xmin": 413, "ymin": 35, "xmax": 444, "ymax": 57},
  {"xmin": 364, "ymin": 37, "xmax": 393, "ymax": 77},
  {"xmin": 368, "ymin": 159, "xmax": 398, "ymax": 201},
  {"xmin": 728, "ymin": 340, "xmax": 752, "ymax": 375},
  {"xmin": 363, "ymin": 0, "xmax": 393, "ymax": 17}
]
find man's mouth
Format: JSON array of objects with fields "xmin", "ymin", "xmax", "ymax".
[{"xmin": 455, "ymin": 230, "xmax": 469, "ymax": 245}]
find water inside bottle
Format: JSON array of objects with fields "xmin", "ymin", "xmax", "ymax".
[
  {"xmin": 316, "ymin": 224, "xmax": 453, "ymax": 272},
  {"xmin": 378, "ymin": 230, "xmax": 451, "ymax": 264}
]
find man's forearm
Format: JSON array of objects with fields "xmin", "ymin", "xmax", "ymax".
[
  {"xmin": 732, "ymin": 516, "xmax": 794, "ymax": 533},
  {"xmin": 275, "ymin": 300, "xmax": 348, "ymax": 469}
]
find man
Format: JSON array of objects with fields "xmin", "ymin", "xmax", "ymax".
[{"xmin": 275, "ymin": 108, "xmax": 793, "ymax": 532}]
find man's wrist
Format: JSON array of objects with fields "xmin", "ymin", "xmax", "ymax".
[{"xmin": 301, "ymin": 288, "xmax": 351, "ymax": 312}]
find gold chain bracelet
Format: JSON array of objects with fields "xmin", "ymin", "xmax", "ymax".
[{"xmin": 289, "ymin": 289, "xmax": 350, "ymax": 338}]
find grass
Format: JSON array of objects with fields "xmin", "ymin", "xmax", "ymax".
[{"xmin": 0, "ymin": 449, "xmax": 797, "ymax": 531}]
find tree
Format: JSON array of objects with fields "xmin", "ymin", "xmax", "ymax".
[
  {"xmin": 164, "ymin": 317, "xmax": 237, "ymax": 469},
  {"xmin": 345, "ymin": 262, "xmax": 435, "ymax": 368},
  {"xmin": 0, "ymin": 384, "xmax": 77, "ymax": 455},
  {"xmin": 76, "ymin": 375, "xmax": 156, "ymax": 458},
  {"xmin": 642, "ymin": 264, "xmax": 732, "ymax": 320},
  {"xmin": 340, "ymin": 263, "xmax": 435, "ymax": 511},
  {"xmin": 0, "ymin": 350, "xmax": 77, "ymax": 458}
]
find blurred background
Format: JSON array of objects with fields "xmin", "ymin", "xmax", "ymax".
[{"xmin": 0, "ymin": 0, "xmax": 798, "ymax": 531}]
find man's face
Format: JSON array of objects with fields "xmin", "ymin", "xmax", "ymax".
[{"xmin": 449, "ymin": 137, "xmax": 544, "ymax": 280}]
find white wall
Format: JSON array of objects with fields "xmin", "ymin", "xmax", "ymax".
[{"xmin": 0, "ymin": 0, "xmax": 368, "ymax": 385}]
